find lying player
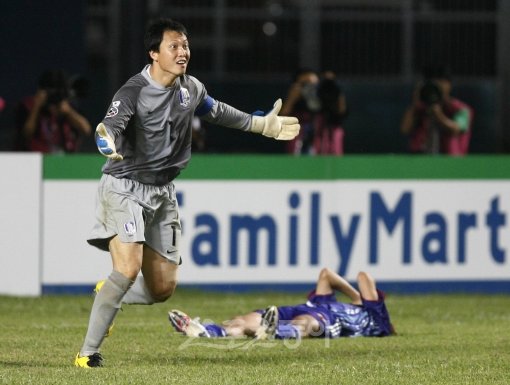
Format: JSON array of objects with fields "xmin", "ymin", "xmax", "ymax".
[{"xmin": 169, "ymin": 268, "xmax": 396, "ymax": 340}]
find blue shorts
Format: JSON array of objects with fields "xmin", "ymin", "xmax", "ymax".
[
  {"xmin": 257, "ymin": 290, "xmax": 393, "ymax": 337},
  {"xmin": 306, "ymin": 289, "xmax": 393, "ymax": 337},
  {"xmin": 360, "ymin": 289, "xmax": 394, "ymax": 336},
  {"xmin": 307, "ymin": 290, "xmax": 337, "ymax": 305}
]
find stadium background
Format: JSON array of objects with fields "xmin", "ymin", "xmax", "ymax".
[
  {"xmin": 0, "ymin": 0, "xmax": 509, "ymax": 154},
  {"xmin": 0, "ymin": 0, "xmax": 509, "ymax": 296}
]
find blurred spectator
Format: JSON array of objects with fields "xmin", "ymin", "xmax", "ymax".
[
  {"xmin": 314, "ymin": 71, "xmax": 348, "ymax": 155},
  {"xmin": 15, "ymin": 69, "xmax": 92, "ymax": 153},
  {"xmin": 281, "ymin": 68, "xmax": 321, "ymax": 154},
  {"xmin": 400, "ymin": 65, "xmax": 473, "ymax": 155}
]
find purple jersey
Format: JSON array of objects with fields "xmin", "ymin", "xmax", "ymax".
[
  {"xmin": 264, "ymin": 290, "xmax": 393, "ymax": 338},
  {"xmin": 309, "ymin": 290, "xmax": 393, "ymax": 337}
]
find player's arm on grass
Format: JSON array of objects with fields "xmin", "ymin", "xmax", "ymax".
[
  {"xmin": 315, "ymin": 267, "xmax": 362, "ymax": 305},
  {"xmin": 197, "ymin": 96, "xmax": 300, "ymax": 141}
]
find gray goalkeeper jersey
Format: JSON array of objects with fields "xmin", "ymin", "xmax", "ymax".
[{"xmin": 100, "ymin": 65, "xmax": 252, "ymax": 185}]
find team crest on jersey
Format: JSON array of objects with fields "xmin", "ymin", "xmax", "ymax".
[
  {"xmin": 124, "ymin": 221, "xmax": 136, "ymax": 236},
  {"xmin": 179, "ymin": 88, "xmax": 191, "ymax": 108},
  {"xmin": 106, "ymin": 101, "xmax": 121, "ymax": 118}
]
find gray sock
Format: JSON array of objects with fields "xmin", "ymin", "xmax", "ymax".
[
  {"xmin": 122, "ymin": 276, "xmax": 155, "ymax": 305},
  {"xmin": 80, "ymin": 270, "xmax": 133, "ymax": 356}
]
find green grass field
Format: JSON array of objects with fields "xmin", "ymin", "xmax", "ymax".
[{"xmin": 1, "ymin": 290, "xmax": 509, "ymax": 385}]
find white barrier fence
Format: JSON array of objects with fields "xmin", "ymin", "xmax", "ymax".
[{"xmin": 1, "ymin": 153, "xmax": 509, "ymax": 296}]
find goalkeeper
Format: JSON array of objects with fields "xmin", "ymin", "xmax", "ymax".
[
  {"xmin": 75, "ymin": 17, "xmax": 300, "ymax": 368},
  {"xmin": 169, "ymin": 268, "xmax": 396, "ymax": 340}
]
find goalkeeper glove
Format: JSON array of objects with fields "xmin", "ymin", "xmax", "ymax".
[
  {"xmin": 95, "ymin": 123, "xmax": 123, "ymax": 160},
  {"xmin": 250, "ymin": 99, "xmax": 300, "ymax": 140}
]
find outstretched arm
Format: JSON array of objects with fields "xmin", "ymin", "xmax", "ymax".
[
  {"xmin": 250, "ymin": 99, "xmax": 300, "ymax": 140},
  {"xmin": 199, "ymin": 98, "xmax": 300, "ymax": 141},
  {"xmin": 95, "ymin": 123, "xmax": 123, "ymax": 160},
  {"xmin": 314, "ymin": 268, "xmax": 361, "ymax": 305}
]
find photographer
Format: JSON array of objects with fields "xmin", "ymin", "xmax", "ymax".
[
  {"xmin": 281, "ymin": 68, "xmax": 321, "ymax": 154},
  {"xmin": 400, "ymin": 65, "xmax": 473, "ymax": 155},
  {"xmin": 16, "ymin": 69, "xmax": 91, "ymax": 153},
  {"xmin": 314, "ymin": 70, "xmax": 348, "ymax": 155}
]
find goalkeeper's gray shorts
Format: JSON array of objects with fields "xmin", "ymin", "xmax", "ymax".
[{"xmin": 87, "ymin": 173, "xmax": 181, "ymax": 264}]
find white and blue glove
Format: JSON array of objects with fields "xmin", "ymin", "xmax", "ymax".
[
  {"xmin": 95, "ymin": 123, "xmax": 123, "ymax": 160},
  {"xmin": 250, "ymin": 99, "xmax": 300, "ymax": 140}
]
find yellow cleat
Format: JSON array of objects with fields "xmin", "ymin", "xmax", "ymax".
[
  {"xmin": 94, "ymin": 280, "xmax": 114, "ymax": 337},
  {"xmin": 75, "ymin": 352, "xmax": 104, "ymax": 368},
  {"xmin": 94, "ymin": 280, "xmax": 105, "ymax": 293}
]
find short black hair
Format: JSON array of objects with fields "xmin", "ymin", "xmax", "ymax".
[{"xmin": 144, "ymin": 18, "xmax": 188, "ymax": 63}]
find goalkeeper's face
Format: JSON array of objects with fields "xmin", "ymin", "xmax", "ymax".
[{"xmin": 153, "ymin": 30, "xmax": 190, "ymax": 77}]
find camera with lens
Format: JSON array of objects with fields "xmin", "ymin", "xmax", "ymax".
[
  {"xmin": 46, "ymin": 86, "xmax": 70, "ymax": 105},
  {"xmin": 38, "ymin": 69, "xmax": 70, "ymax": 106},
  {"xmin": 418, "ymin": 64, "xmax": 451, "ymax": 106},
  {"xmin": 419, "ymin": 80, "xmax": 443, "ymax": 106}
]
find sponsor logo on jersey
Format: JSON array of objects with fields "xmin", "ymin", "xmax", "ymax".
[
  {"xmin": 106, "ymin": 101, "xmax": 120, "ymax": 118},
  {"xmin": 179, "ymin": 88, "xmax": 191, "ymax": 108},
  {"xmin": 124, "ymin": 221, "xmax": 136, "ymax": 236}
]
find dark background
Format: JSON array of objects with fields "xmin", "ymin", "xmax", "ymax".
[{"xmin": 0, "ymin": 0, "xmax": 504, "ymax": 154}]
